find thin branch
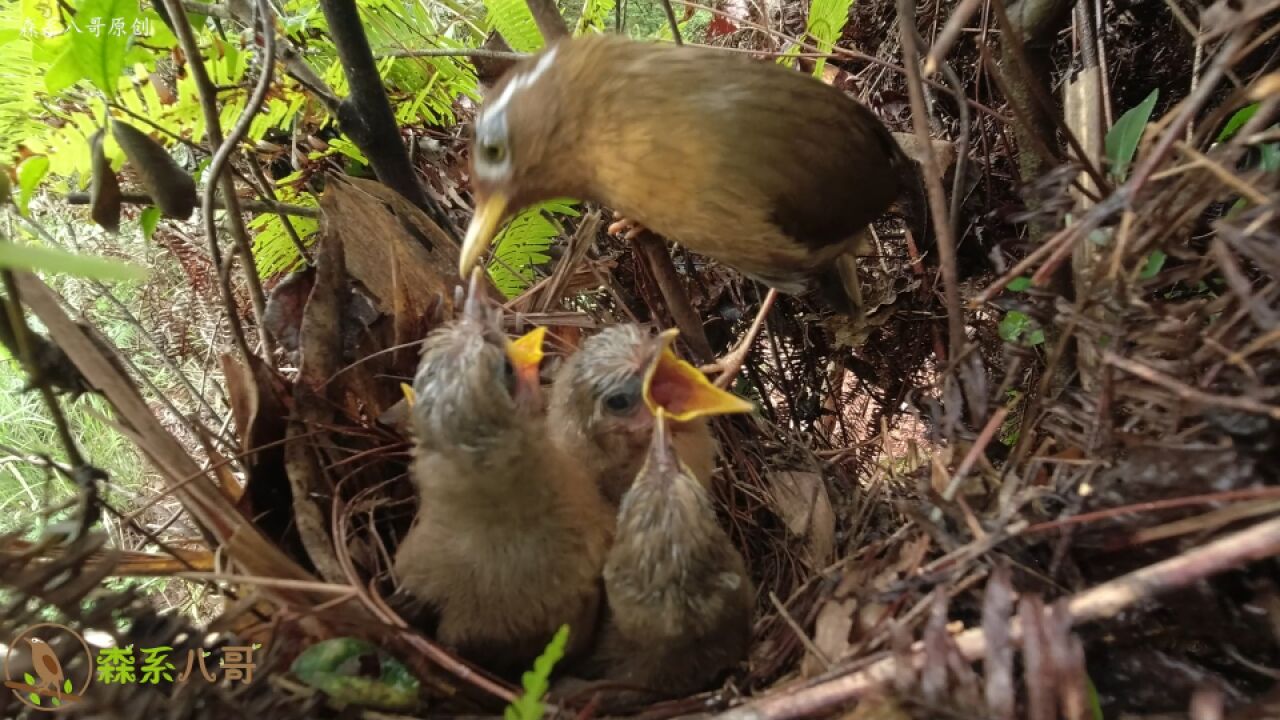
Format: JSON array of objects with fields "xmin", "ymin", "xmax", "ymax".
[
  {"xmin": 379, "ymin": 47, "xmax": 527, "ymax": 61},
  {"xmin": 64, "ymin": 193, "xmax": 319, "ymax": 218},
  {"xmin": 898, "ymin": 0, "xmax": 965, "ymax": 362}
]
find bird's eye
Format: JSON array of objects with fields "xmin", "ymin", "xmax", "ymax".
[
  {"xmin": 603, "ymin": 390, "xmax": 638, "ymax": 414},
  {"xmin": 478, "ymin": 141, "xmax": 508, "ymax": 165}
]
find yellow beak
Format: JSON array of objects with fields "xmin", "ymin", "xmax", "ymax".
[
  {"xmin": 506, "ymin": 325, "xmax": 547, "ymax": 402},
  {"xmin": 459, "ymin": 193, "xmax": 510, "ymax": 277},
  {"xmin": 642, "ymin": 329, "xmax": 754, "ymax": 422}
]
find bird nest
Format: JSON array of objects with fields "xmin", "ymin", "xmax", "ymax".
[{"xmin": 3, "ymin": 0, "xmax": 1279, "ymax": 718}]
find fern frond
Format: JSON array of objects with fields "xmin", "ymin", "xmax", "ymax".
[
  {"xmin": 486, "ymin": 0, "xmax": 545, "ymax": 52},
  {"xmin": 503, "ymin": 625, "xmax": 569, "ymax": 720},
  {"xmin": 803, "ymin": 0, "xmax": 854, "ymax": 77},
  {"xmin": 486, "ymin": 199, "xmax": 579, "ymax": 299}
]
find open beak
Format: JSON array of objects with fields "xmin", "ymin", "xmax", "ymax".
[
  {"xmin": 459, "ymin": 193, "xmax": 510, "ymax": 277},
  {"xmin": 642, "ymin": 329, "xmax": 754, "ymax": 422},
  {"xmin": 506, "ymin": 325, "xmax": 547, "ymax": 406}
]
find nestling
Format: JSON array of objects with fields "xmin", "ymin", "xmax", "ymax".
[
  {"xmin": 578, "ymin": 409, "xmax": 755, "ymax": 702},
  {"xmin": 393, "ymin": 271, "xmax": 614, "ymax": 676},
  {"xmin": 549, "ymin": 324, "xmax": 753, "ymax": 507},
  {"xmin": 457, "ymin": 33, "xmax": 920, "ymax": 313}
]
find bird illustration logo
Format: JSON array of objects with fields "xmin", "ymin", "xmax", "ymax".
[{"xmin": 4, "ymin": 624, "xmax": 93, "ymax": 712}]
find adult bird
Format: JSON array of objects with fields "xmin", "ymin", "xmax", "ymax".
[
  {"xmin": 456, "ymin": 33, "xmax": 920, "ymax": 314},
  {"xmin": 26, "ymin": 637, "xmax": 65, "ymax": 695},
  {"xmin": 548, "ymin": 324, "xmax": 753, "ymax": 508},
  {"xmin": 393, "ymin": 271, "xmax": 614, "ymax": 677}
]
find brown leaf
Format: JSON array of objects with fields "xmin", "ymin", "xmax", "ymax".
[
  {"xmin": 766, "ymin": 470, "xmax": 836, "ymax": 567},
  {"xmin": 111, "ymin": 120, "xmax": 197, "ymax": 219},
  {"xmin": 802, "ymin": 594, "xmax": 857, "ymax": 677},
  {"xmin": 89, "ymin": 129, "xmax": 121, "ymax": 233},
  {"xmin": 263, "ymin": 268, "xmax": 317, "ymax": 355}
]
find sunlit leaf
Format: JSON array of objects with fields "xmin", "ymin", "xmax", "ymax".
[
  {"xmin": 1105, "ymin": 88, "xmax": 1157, "ymax": 181},
  {"xmin": 16, "ymin": 155, "xmax": 48, "ymax": 215},
  {"xmin": 503, "ymin": 626, "xmax": 569, "ymax": 720},
  {"xmin": 804, "ymin": 0, "xmax": 854, "ymax": 78},
  {"xmin": 1138, "ymin": 249, "xmax": 1166, "ymax": 280},
  {"xmin": 1216, "ymin": 102, "xmax": 1258, "ymax": 142},
  {"xmin": 68, "ymin": 0, "xmax": 141, "ymax": 98},
  {"xmin": 140, "ymin": 206, "xmax": 161, "ymax": 240},
  {"xmin": 487, "ymin": 0, "xmax": 544, "ymax": 52},
  {"xmin": 44, "ymin": 46, "xmax": 83, "ymax": 93},
  {"xmin": 0, "ymin": 241, "xmax": 148, "ymax": 282}
]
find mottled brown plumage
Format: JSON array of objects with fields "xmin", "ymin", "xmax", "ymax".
[
  {"xmin": 578, "ymin": 411, "xmax": 754, "ymax": 702},
  {"xmin": 393, "ymin": 273, "xmax": 614, "ymax": 676},
  {"xmin": 548, "ymin": 324, "xmax": 722, "ymax": 507},
  {"xmin": 458, "ymin": 33, "xmax": 916, "ymax": 311}
]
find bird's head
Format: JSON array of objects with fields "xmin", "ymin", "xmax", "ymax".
[
  {"xmin": 551, "ymin": 324, "xmax": 752, "ymax": 470},
  {"xmin": 460, "ymin": 37, "xmax": 611, "ymax": 278},
  {"xmin": 410, "ymin": 269, "xmax": 548, "ymax": 453}
]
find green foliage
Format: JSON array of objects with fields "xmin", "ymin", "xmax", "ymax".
[
  {"xmin": 1007, "ymin": 276, "xmax": 1032, "ymax": 292},
  {"xmin": 999, "ymin": 310, "xmax": 1044, "ymax": 347},
  {"xmin": 16, "ymin": 157, "xmax": 49, "ymax": 216},
  {"xmin": 575, "ymin": 0, "xmax": 616, "ymax": 34},
  {"xmin": 63, "ymin": 0, "xmax": 144, "ymax": 98},
  {"xmin": 504, "ymin": 625, "xmax": 570, "ymax": 720},
  {"xmin": 487, "ymin": 200, "xmax": 579, "ymax": 299},
  {"xmin": 487, "ymin": 0, "xmax": 545, "ymax": 52},
  {"xmin": 140, "ymin": 206, "xmax": 161, "ymax": 240},
  {"xmin": 291, "ymin": 637, "xmax": 421, "ymax": 711},
  {"xmin": 1105, "ymin": 88, "xmax": 1158, "ymax": 181},
  {"xmin": 804, "ymin": 0, "xmax": 855, "ymax": 77},
  {"xmin": 1138, "ymin": 249, "xmax": 1166, "ymax": 280},
  {"xmin": 0, "ymin": 241, "xmax": 148, "ymax": 282},
  {"xmin": 1217, "ymin": 102, "xmax": 1258, "ymax": 142}
]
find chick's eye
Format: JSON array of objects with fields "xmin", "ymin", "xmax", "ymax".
[{"xmin": 603, "ymin": 390, "xmax": 638, "ymax": 414}]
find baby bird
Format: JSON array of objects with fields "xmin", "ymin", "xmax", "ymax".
[
  {"xmin": 548, "ymin": 324, "xmax": 752, "ymax": 507},
  {"xmin": 393, "ymin": 271, "xmax": 614, "ymax": 676},
  {"xmin": 580, "ymin": 410, "xmax": 755, "ymax": 702}
]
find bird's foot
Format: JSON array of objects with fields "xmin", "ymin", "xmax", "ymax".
[
  {"xmin": 607, "ymin": 212, "xmax": 648, "ymax": 242},
  {"xmin": 699, "ymin": 288, "xmax": 779, "ymax": 389}
]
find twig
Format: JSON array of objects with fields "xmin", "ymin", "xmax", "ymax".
[
  {"xmin": 379, "ymin": 47, "xmax": 527, "ymax": 60},
  {"xmin": 924, "ymin": 0, "xmax": 985, "ymax": 75},
  {"xmin": 162, "ymin": 0, "xmax": 263, "ymax": 363},
  {"xmin": 524, "ymin": 0, "xmax": 569, "ymax": 41},
  {"xmin": 63, "ymin": 191, "xmax": 319, "ymax": 218},
  {"xmin": 1102, "ymin": 351, "xmax": 1280, "ymax": 420},
  {"xmin": 318, "ymin": 0, "xmax": 457, "ymax": 238},
  {"xmin": 633, "ymin": 233, "xmax": 714, "ymax": 362},
  {"xmin": 715, "ymin": 515, "xmax": 1280, "ymax": 720},
  {"xmin": 703, "ymin": 288, "xmax": 777, "ymax": 389},
  {"xmin": 661, "ymin": 0, "xmax": 684, "ymax": 45},
  {"xmin": 897, "ymin": 0, "xmax": 965, "ymax": 362}
]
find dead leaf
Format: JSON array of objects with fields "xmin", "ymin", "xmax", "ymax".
[
  {"xmin": 112, "ymin": 119, "xmax": 197, "ymax": 219},
  {"xmin": 89, "ymin": 129, "xmax": 121, "ymax": 233},
  {"xmin": 766, "ymin": 470, "xmax": 836, "ymax": 567},
  {"xmin": 803, "ymin": 594, "xmax": 857, "ymax": 677},
  {"xmin": 891, "ymin": 131, "xmax": 957, "ymax": 174}
]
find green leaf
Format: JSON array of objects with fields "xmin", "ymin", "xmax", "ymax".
[
  {"xmin": 0, "ymin": 241, "xmax": 148, "ymax": 282},
  {"xmin": 487, "ymin": 199, "xmax": 579, "ymax": 298},
  {"xmin": 45, "ymin": 46, "xmax": 85, "ymax": 93},
  {"xmin": 68, "ymin": 0, "xmax": 141, "ymax": 99},
  {"xmin": 29, "ymin": 692, "xmax": 41, "ymax": 706},
  {"xmin": 1105, "ymin": 88, "xmax": 1158, "ymax": 181},
  {"xmin": 487, "ymin": 0, "xmax": 544, "ymax": 52},
  {"xmin": 24, "ymin": 672, "xmax": 36, "ymax": 686},
  {"xmin": 1259, "ymin": 143, "xmax": 1280, "ymax": 172},
  {"xmin": 1217, "ymin": 102, "xmax": 1258, "ymax": 142},
  {"xmin": 16, "ymin": 155, "xmax": 49, "ymax": 216},
  {"xmin": 504, "ymin": 625, "xmax": 570, "ymax": 720},
  {"xmin": 63, "ymin": 678, "xmax": 73, "ymax": 693},
  {"xmin": 998, "ymin": 310, "xmax": 1044, "ymax": 347},
  {"xmin": 804, "ymin": 0, "xmax": 854, "ymax": 78},
  {"xmin": 140, "ymin": 206, "xmax": 161, "ymax": 240},
  {"xmin": 1007, "ymin": 276, "xmax": 1031, "ymax": 292},
  {"xmin": 1138, "ymin": 249, "xmax": 1166, "ymax": 279}
]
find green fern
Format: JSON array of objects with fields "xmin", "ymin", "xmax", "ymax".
[
  {"xmin": 487, "ymin": 199, "xmax": 579, "ymax": 299},
  {"xmin": 249, "ymin": 187, "xmax": 319, "ymax": 279},
  {"xmin": 504, "ymin": 625, "xmax": 570, "ymax": 720},
  {"xmin": 803, "ymin": 0, "xmax": 854, "ymax": 77},
  {"xmin": 575, "ymin": 0, "xmax": 616, "ymax": 34},
  {"xmin": 487, "ymin": 0, "xmax": 545, "ymax": 52}
]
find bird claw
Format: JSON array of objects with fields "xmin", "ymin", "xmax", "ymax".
[{"xmin": 608, "ymin": 213, "xmax": 648, "ymax": 242}]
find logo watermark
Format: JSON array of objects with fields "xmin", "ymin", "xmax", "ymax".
[{"xmin": 6, "ymin": 625, "xmax": 261, "ymax": 712}]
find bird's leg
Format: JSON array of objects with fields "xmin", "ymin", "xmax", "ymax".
[
  {"xmin": 700, "ymin": 288, "xmax": 778, "ymax": 389},
  {"xmin": 607, "ymin": 212, "xmax": 648, "ymax": 242}
]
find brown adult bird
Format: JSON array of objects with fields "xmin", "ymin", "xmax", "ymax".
[
  {"xmin": 576, "ymin": 409, "xmax": 755, "ymax": 703},
  {"xmin": 456, "ymin": 33, "xmax": 920, "ymax": 314},
  {"xmin": 26, "ymin": 638, "xmax": 64, "ymax": 694},
  {"xmin": 548, "ymin": 324, "xmax": 753, "ymax": 508},
  {"xmin": 393, "ymin": 271, "xmax": 614, "ymax": 676}
]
